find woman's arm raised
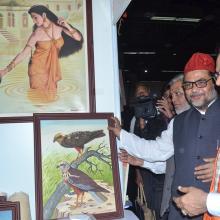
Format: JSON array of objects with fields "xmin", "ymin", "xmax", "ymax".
[{"xmin": 57, "ymin": 17, "xmax": 82, "ymax": 41}]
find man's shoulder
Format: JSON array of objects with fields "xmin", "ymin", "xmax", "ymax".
[{"xmin": 210, "ymin": 97, "xmax": 220, "ymax": 108}]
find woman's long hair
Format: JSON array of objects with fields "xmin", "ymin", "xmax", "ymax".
[{"xmin": 28, "ymin": 5, "xmax": 83, "ymax": 57}]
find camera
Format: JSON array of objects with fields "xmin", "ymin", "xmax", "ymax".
[{"xmin": 133, "ymin": 96, "xmax": 158, "ymax": 119}]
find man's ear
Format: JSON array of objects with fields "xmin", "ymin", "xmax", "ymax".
[{"xmin": 216, "ymin": 54, "xmax": 220, "ymax": 72}]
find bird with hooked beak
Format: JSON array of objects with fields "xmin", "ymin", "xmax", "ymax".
[{"xmin": 53, "ymin": 130, "xmax": 105, "ymax": 158}]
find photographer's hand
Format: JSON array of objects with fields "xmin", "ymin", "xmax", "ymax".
[
  {"xmin": 157, "ymin": 97, "xmax": 175, "ymax": 119},
  {"xmin": 108, "ymin": 117, "xmax": 122, "ymax": 139}
]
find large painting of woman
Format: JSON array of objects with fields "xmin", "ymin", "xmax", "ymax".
[{"xmin": 0, "ymin": 0, "xmax": 94, "ymax": 114}]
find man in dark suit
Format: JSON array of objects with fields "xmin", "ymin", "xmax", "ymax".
[
  {"xmin": 110, "ymin": 52, "xmax": 218, "ymax": 220},
  {"xmin": 172, "ymin": 54, "xmax": 220, "ymax": 219}
]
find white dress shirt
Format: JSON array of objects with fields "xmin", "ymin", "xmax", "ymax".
[
  {"xmin": 119, "ymin": 118, "xmax": 175, "ymax": 174},
  {"xmin": 119, "ymin": 119, "xmax": 174, "ymax": 163},
  {"xmin": 207, "ymin": 192, "xmax": 220, "ymax": 216}
]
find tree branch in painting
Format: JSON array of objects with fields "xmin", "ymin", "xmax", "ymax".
[{"xmin": 43, "ymin": 143, "xmax": 112, "ymax": 219}]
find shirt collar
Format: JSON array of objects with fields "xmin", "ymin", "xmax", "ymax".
[{"xmin": 195, "ymin": 98, "xmax": 217, "ymax": 115}]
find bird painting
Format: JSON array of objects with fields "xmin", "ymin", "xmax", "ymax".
[
  {"xmin": 57, "ymin": 161, "xmax": 110, "ymax": 207},
  {"xmin": 53, "ymin": 130, "xmax": 105, "ymax": 158}
]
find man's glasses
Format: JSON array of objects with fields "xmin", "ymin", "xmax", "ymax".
[{"xmin": 182, "ymin": 78, "xmax": 213, "ymax": 90}]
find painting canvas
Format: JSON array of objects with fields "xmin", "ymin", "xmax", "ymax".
[
  {"xmin": 34, "ymin": 113, "xmax": 124, "ymax": 220},
  {"xmin": 0, "ymin": 201, "xmax": 20, "ymax": 220},
  {"xmin": 0, "ymin": 0, "xmax": 95, "ymax": 115},
  {"xmin": 0, "ymin": 117, "xmax": 36, "ymax": 220}
]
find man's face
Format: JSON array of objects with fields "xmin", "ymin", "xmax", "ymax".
[
  {"xmin": 135, "ymin": 86, "xmax": 149, "ymax": 97},
  {"xmin": 183, "ymin": 70, "xmax": 217, "ymax": 111},
  {"xmin": 170, "ymin": 80, "xmax": 190, "ymax": 114}
]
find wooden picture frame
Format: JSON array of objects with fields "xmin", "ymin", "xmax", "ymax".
[
  {"xmin": 0, "ymin": 117, "xmax": 36, "ymax": 220},
  {"xmin": 0, "ymin": 201, "xmax": 20, "ymax": 220},
  {"xmin": 0, "ymin": 0, "xmax": 95, "ymax": 115},
  {"xmin": 33, "ymin": 113, "xmax": 124, "ymax": 220}
]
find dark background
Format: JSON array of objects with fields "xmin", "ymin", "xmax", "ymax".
[{"xmin": 117, "ymin": 0, "xmax": 220, "ymax": 102}]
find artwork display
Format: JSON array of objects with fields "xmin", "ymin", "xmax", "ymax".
[
  {"xmin": 33, "ymin": 113, "xmax": 124, "ymax": 220},
  {"xmin": 0, "ymin": 0, "xmax": 95, "ymax": 115},
  {"xmin": 0, "ymin": 1, "xmax": 126, "ymax": 218}
]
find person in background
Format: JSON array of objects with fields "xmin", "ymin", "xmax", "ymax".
[
  {"xmin": 157, "ymin": 84, "xmax": 175, "ymax": 121},
  {"xmin": 127, "ymin": 82, "xmax": 168, "ymax": 220},
  {"xmin": 159, "ymin": 73, "xmax": 191, "ymax": 219},
  {"xmin": 0, "ymin": 5, "xmax": 83, "ymax": 103},
  {"xmin": 110, "ymin": 52, "xmax": 218, "ymax": 220}
]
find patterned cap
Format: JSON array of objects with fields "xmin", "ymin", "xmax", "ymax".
[{"xmin": 184, "ymin": 52, "xmax": 215, "ymax": 74}]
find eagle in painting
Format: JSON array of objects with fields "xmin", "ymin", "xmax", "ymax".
[{"xmin": 53, "ymin": 130, "xmax": 105, "ymax": 157}]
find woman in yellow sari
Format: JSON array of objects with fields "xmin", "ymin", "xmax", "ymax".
[{"xmin": 0, "ymin": 5, "xmax": 83, "ymax": 103}]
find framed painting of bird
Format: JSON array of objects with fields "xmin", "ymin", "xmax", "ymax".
[
  {"xmin": 0, "ymin": 201, "xmax": 21, "ymax": 220},
  {"xmin": 33, "ymin": 112, "xmax": 124, "ymax": 220}
]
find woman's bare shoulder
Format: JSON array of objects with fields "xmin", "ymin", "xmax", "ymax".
[
  {"xmin": 30, "ymin": 27, "xmax": 45, "ymax": 39},
  {"xmin": 34, "ymin": 27, "xmax": 45, "ymax": 34}
]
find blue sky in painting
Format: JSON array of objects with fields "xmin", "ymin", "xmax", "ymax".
[
  {"xmin": 40, "ymin": 118, "xmax": 107, "ymax": 127},
  {"xmin": 0, "ymin": 210, "xmax": 12, "ymax": 220},
  {"xmin": 40, "ymin": 119, "xmax": 110, "ymax": 156},
  {"xmin": 0, "ymin": 123, "xmax": 36, "ymax": 220}
]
